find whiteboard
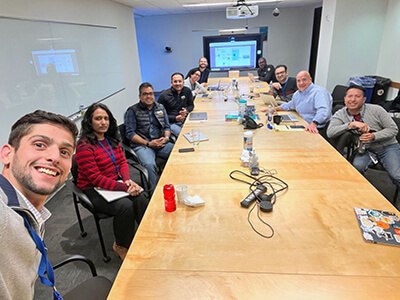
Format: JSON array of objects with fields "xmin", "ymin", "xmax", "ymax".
[{"xmin": 0, "ymin": 16, "xmax": 125, "ymax": 145}]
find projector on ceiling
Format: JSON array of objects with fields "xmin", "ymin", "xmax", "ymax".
[{"xmin": 226, "ymin": 5, "xmax": 259, "ymax": 19}]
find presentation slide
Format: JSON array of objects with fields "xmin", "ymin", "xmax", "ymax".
[
  {"xmin": 32, "ymin": 49, "xmax": 80, "ymax": 75},
  {"xmin": 209, "ymin": 40, "xmax": 257, "ymax": 70}
]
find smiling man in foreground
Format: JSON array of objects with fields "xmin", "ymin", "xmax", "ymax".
[
  {"xmin": 0, "ymin": 110, "xmax": 78, "ymax": 300},
  {"xmin": 327, "ymin": 85, "xmax": 400, "ymax": 189}
]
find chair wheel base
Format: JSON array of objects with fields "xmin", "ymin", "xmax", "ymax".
[
  {"xmin": 80, "ymin": 231, "xmax": 87, "ymax": 237},
  {"xmin": 103, "ymin": 256, "xmax": 111, "ymax": 263}
]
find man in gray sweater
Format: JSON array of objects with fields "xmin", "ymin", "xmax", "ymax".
[
  {"xmin": 0, "ymin": 110, "xmax": 77, "ymax": 299},
  {"xmin": 327, "ymin": 85, "xmax": 400, "ymax": 189}
]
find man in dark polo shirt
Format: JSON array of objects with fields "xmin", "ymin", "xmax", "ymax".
[{"xmin": 157, "ymin": 72, "xmax": 194, "ymax": 137}]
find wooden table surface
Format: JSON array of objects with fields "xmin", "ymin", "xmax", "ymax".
[{"xmin": 107, "ymin": 78, "xmax": 400, "ymax": 299}]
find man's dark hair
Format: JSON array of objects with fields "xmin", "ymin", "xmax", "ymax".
[
  {"xmin": 8, "ymin": 110, "xmax": 78, "ymax": 150},
  {"xmin": 171, "ymin": 72, "xmax": 184, "ymax": 80},
  {"xmin": 139, "ymin": 82, "xmax": 154, "ymax": 94},
  {"xmin": 275, "ymin": 65, "xmax": 287, "ymax": 72},
  {"xmin": 80, "ymin": 102, "xmax": 120, "ymax": 148},
  {"xmin": 346, "ymin": 85, "xmax": 366, "ymax": 97}
]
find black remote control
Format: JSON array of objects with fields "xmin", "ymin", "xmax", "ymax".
[
  {"xmin": 179, "ymin": 147, "xmax": 195, "ymax": 153},
  {"xmin": 240, "ymin": 185, "xmax": 267, "ymax": 208}
]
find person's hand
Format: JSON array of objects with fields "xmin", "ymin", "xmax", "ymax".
[
  {"xmin": 271, "ymin": 82, "xmax": 282, "ymax": 90},
  {"xmin": 176, "ymin": 114, "xmax": 185, "ymax": 122},
  {"xmin": 160, "ymin": 136, "xmax": 169, "ymax": 145},
  {"xmin": 305, "ymin": 122, "xmax": 319, "ymax": 134},
  {"xmin": 124, "ymin": 180, "xmax": 142, "ymax": 196},
  {"xmin": 260, "ymin": 107, "xmax": 276, "ymax": 113},
  {"xmin": 179, "ymin": 107, "xmax": 187, "ymax": 117},
  {"xmin": 150, "ymin": 138, "xmax": 166, "ymax": 148},
  {"xmin": 349, "ymin": 121, "xmax": 370, "ymax": 133},
  {"xmin": 359, "ymin": 132, "xmax": 375, "ymax": 143}
]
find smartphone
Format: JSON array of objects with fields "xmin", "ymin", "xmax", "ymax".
[
  {"xmin": 179, "ymin": 147, "xmax": 195, "ymax": 153},
  {"xmin": 290, "ymin": 125, "xmax": 305, "ymax": 129}
]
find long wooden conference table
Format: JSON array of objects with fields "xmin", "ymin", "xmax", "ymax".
[{"xmin": 108, "ymin": 78, "xmax": 400, "ymax": 299}]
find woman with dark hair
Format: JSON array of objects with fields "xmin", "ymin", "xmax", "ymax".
[
  {"xmin": 184, "ymin": 68, "xmax": 207, "ymax": 97},
  {"xmin": 75, "ymin": 102, "xmax": 148, "ymax": 260}
]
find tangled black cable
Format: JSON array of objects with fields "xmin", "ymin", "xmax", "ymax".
[{"xmin": 229, "ymin": 170, "xmax": 288, "ymax": 238}]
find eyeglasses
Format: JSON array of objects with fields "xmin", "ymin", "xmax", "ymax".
[
  {"xmin": 141, "ymin": 92, "xmax": 154, "ymax": 97},
  {"xmin": 193, "ymin": 73, "xmax": 201, "ymax": 77},
  {"xmin": 276, "ymin": 71, "xmax": 286, "ymax": 76}
]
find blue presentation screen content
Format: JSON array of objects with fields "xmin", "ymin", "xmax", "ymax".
[
  {"xmin": 209, "ymin": 40, "xmax": 257, "ymax": 70},
  {"xmin": 31, "ymin": 49, "xmax": 80, "ymax": 76}
]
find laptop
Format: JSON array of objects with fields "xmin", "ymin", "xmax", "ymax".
[
  {"xmin": 354, "ymin": 207, "xmax": 400, "ymax": 246},
  {"xmin": 248, "ymin": 73, "xmax": 255, "ymax": 82},
  {"xmin": 260, "ymin": 94, "xmax": 278, "ymax": 106},
  {"xmin": 189, "ymin": 112, "xmax": 208, "ymax": 120},
  {"xmin": 248, "ymin": 72, "xmax": 261, "ymax": 83},
  {"xmin": 208, "ymin": 79, "xmax": 222, "ymax": 91},
  {"xmin": 280, "ymin": 114, "xmax": 299, "ymax": 122}
]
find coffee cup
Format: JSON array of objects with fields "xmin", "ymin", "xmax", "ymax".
[
  {"xmin": 175, "ymin": 184, "xmax": 189, "ymax": 204},
  {"xmin": 273, "ymin": 115, "xmax": 282, "ymax": 125}
]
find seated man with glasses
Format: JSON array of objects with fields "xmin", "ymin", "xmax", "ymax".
[
  {"xmin": 184, "ymin": 68, "xmax": 207, "ymax": 98},
  {"xmin": 124, "ymin": 82, "xmax": 174, "ymax": 191},
  {"xmin": 268, "ymin": 65, "xmax": 297, "ymax": 102}
]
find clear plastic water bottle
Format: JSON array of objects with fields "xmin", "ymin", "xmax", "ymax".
[
  {"xmin": 238, "ymin": 100, "xmax": 247, "ymax": 117},
  {"xmin": 163, "ymin": 184, "xmax": 176, "ymax": 212},
  {"xmin": 267, "ymin": 105, "xmax": 272, "ymax": 123},
  {"xmin": 79, "ymin": 104, "xmax": 85, "ymax": 116}
]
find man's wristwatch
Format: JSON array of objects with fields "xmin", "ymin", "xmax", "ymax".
[
  {"xmin": 312, "ymin": 120, "xmax": 320, "ymax": 126},
  {"xmin": 146, "ymin": 141, "xmax": 149, "ymax": 147}
]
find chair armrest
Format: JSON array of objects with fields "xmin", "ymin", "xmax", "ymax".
[
  {"xmin": 126, "ymin": 159, "xmax": 150, "ymax": 190},
  {"xmin": 65, "ymin": 180, "xmax": 96, "ymax": 212},
  {"xmin": 120, "ymin": 142, "xmax": 139, "ymax": 163},
  {"xmin": 51, "ymin": 254, "xmax": 97, "ymax": 277}
]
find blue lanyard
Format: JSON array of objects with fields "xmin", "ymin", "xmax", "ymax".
[
  {"xmin": 200, "ymin": 70, "xmax": 205, "ymax": 82},
  {"xmin": 281, "ymin": 79, "xmax": 289, "ymax": 100},
  {"xmin": 0, "ymin": 174, "xmax": 62, "ymax": 300},
  {"xmin": 19, "ymin": 214, "xmax": 63, "ymax": 300},
  {"xmin": 98, "ymin": 138, "xmax": 119, "ymax": 174}
]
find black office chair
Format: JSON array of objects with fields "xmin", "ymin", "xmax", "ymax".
[
  {"xmin": 331, "ymin": 85, "xmax": 348, "ymax": 108},
  {"xmin": 52, "ymin": 254, "xmax": 112, "ymax": 300},
  {"xmin": 66, "ymin": 157, "xmax": 113, "ymax": 263},
  {"xmin": 339, "ymin": 117, "xmax": 400, "ymax": 204},
  {"xmin": 67, "ymin": 155, "xmax": 149, "ymax": 262},
  {"xmin": 367, "ymin": 117, "xmax": 400, "ymax": 204}
]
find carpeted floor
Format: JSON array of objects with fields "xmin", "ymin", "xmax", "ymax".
[{"xmin": 34, "ymin": 185, "xmax": 122, "ymax": 299}]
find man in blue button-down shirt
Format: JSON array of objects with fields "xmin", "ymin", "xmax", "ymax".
[{"xmin": 272, "ymin": 70, "xmax": 332, "ymax": 134}]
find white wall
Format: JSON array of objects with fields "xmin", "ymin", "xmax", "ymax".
[
  {"xmin": 135, "ymin": 5, "xmax": 320, "ymax": 91},
  {"xmin": 377, "ymin": 0, "xmax": 400, "ymax": 98},
  {"xmin": 0, "ymin": 0, "xmax": 140, "ymax": 133},
  {"xmin": 316, "ymin": 0, "xmax": 389, "ymax": 92}
]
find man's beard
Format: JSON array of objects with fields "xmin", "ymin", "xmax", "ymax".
[{"xmin": 11, "ymin": 156, "xmax": 62, "ymax": 196}]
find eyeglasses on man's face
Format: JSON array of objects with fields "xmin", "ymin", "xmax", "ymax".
[{"xmin": 141, "ymin": 92, "xmax": 154, "ymax": 97}]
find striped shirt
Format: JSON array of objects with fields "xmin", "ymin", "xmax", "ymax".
[{"xmin": 75, "ymin": 138, "xmax": 130, "ymax": 191}]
